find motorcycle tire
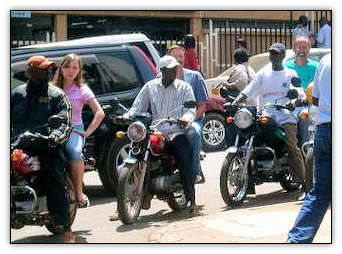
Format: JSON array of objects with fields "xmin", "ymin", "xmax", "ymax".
[
  {"xmin": 117, "ymin": 165, "xmax": 142, "ymax": 225},
  {"xmin": 98, "ymin": 136, "xmax": 130, "ymax": 196},
  {"xmin": 45, "ymin": 176, "xmax": 77, "ymax": 234},
  {"xmin": 304, "ymin": 147, "xmax": 314, "ymax": 193},
  {"xmin": 167, "ymin": 191, "xmax": 188, "ymax": 211},
  {"xmin": 220, "ymin": 154, "xmax": 249, "ymax": 207}
]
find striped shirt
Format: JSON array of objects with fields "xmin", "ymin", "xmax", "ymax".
[{"xmin": 128, "ymin": 77, "xmax": 196, "ymax": 135}]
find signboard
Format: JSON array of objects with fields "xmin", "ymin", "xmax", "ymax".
[{"xmin": 11, "ymin": 11, "xmax": 32, "ymax": 18}]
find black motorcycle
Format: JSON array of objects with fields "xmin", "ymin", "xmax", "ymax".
[
  {"xmin": 219, "ymin": 89, "xmax": 310, "ymax": 207},
  {"xmin": 10, "ymin": 116, "xmax": 77, "ymax": 233}
]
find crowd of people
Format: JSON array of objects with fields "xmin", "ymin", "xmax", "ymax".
[{"xmin": 10, "ymin": 21, "xmax": 331, "ymax": 243}]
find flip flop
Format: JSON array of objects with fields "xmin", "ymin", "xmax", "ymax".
[{"xmin": 77, "ymin": 194, "xmax": 90, "ymax": 208}]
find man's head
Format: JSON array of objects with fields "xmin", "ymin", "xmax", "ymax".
[
  {"xmin": 233, "ymin": 48, "xmax": 249, "ymax": 64},
  {"xmin": 268, "ymin": 43, "xmax": 286, "ymax": 70},
  {"xmin": 159, "ymin": 55, "xmax": 179, "ymax": 86},
  {"xmin": 298, "ymin": 15, "xmax": 308, "ymax": 27},
  {"xmin": 237, "ymin": 38, "xmax": 247, "ymax": 49},
  {"xmin": 319, "ymin": 17, "xmax": 328, "ymax": 27},
  {"xmin": 293, "ymin": 36, "xmax": 311, "ymax": 62},
  {"xmin": 168, "ymin": 45, "xmax": 185, "ymax": 66},
  {"xmin": 26, "ymin": 55, "xmax": 56, "ymax": 85}
]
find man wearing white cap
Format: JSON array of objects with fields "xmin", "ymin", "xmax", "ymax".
[{"xmin": 125, "ymin": 55, "xmax": 199, "ymax": 215}]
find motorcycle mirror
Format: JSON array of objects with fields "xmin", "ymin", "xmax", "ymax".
[
  {"xmin": 291, "ymin": 77, "xmax": 301, "ymax": 87},
  {"xmin": 48, "ymin": 115, "xmax": 63, "ymax": 129},
  {"xmin": 183, "ymin": 101, "xmax": 197, "ymax": 109},
  {"xmin": 287, "ymin": 89, "xmax": 299, "ymax": 100}
]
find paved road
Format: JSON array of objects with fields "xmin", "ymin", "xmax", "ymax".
[{"xmin": 10, "ymin": 151, "xmax": 331, "ymax": 243}]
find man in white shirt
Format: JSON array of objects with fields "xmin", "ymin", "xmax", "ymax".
[
  {"xmin": 316, "ymin": 17, "xmax": 331, "ymax": 48},
  {"xmin": 232, "ymin": 43, "xmax": 307, "ymax": 200}
]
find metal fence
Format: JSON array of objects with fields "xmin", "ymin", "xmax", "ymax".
[{"xmin": 198, "ymin": 10, "xmax": 332, "ymax": 78}]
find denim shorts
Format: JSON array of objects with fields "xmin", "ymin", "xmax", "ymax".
[{"xmin": 65, "ymin": 125, "xmax": 85, "ymax": 163}]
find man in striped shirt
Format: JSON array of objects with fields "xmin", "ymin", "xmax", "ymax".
[{"xmin": 127, "ymin": 55, "xmax": 199, "ymax": 215}]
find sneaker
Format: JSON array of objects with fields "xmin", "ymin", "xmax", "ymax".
[{"xmin": 77, "ymin": 193, "xmax": 90, "ymax": 208}]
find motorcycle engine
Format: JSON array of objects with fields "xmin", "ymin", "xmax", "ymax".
[{"xmin": 150, "ymin": 173, "xmax": 181, "ymax": 193}]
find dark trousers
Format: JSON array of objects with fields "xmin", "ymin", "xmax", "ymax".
[
  {"xmin": 169, "ymin": 135, "xmax": 195, "ymax": 202},
  {"xmin": 39, "ymin": 152, "xmax": 71, "ymax": 229},
  {"xmin": 288, "ymin": 123, "xmax": 332, "ymax": 242}
]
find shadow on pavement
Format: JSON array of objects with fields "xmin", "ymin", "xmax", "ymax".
[
  {"xmin": 220, "ymin": 188, "xmax": 302, "ymax": 212},
  {"xmin": 83, "ymin": 184, "xmax": 116, "ymax": 207},
  {"xmin": 116, "ymin": 205, "xmax": 205, "ymax": 233},
  {"xmin": 11, "ymin": 230, "xmax": 91, "ymax": 243}
]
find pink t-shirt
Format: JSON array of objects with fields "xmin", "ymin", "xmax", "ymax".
[{"xmin": 65, "ymin": 84, "xmax": 95, "ymax": 126}]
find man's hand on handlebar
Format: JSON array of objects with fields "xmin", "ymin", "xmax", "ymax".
[{"xmin": 48, "ymin": 134, "xmax": 59, "ymax": 147}]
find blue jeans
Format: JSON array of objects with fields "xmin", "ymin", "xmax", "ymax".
[
  {"xmin": 186, "ymin": 119, "xmax": 203, "ymax": 174},
  {"xmin": 288, "ymin": 123, "xmax": 331, "ymax": 243},
  {"xmin": 65, "ymin": 125, "xmax": 85, "ymax": 163}
]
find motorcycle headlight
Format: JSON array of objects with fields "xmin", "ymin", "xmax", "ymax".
[
  {"xmin": 234, "ymin": 108, "xmax": 253, "ymax": 129},
  {"xmin": 127, "ymin": 121, "xmax": 147, "ymax": 142}
]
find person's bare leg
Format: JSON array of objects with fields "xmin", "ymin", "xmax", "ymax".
[{"xmin": 70, "ymin": 160, "xmax": 85, "ymax": 202}]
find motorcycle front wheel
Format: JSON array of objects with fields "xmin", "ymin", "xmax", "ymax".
[
  {"xmin": 304, "ymin": 147, "xmax": 314, "ymax": 193},
  {"xmin": 45, "ymin": 176, "xmax": 77, "ymax": 234},
  {"xmin": 220, "ymin": 154, "xmax": 249, "ymax": 207},
  {"xmin": 117, "ymin": 165, "xmax": 142, "ymax": 225}
]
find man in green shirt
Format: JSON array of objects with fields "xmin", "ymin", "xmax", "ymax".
[
  {"xmin": 284, "ymin": 36, "xmax": 319, "ymax": 159},
  {"xmin": 284, "ymin": 36, "xmax": 319, "ymax": 90}
]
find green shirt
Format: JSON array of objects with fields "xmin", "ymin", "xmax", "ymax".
[{"xmin": 284, "ymin": 58, "xmax": 319, "ymax": 90}]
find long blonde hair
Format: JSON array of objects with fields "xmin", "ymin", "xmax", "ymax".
[{"xmin": 53, "ymin": 53, "xmax": 84, "ymax": 88}]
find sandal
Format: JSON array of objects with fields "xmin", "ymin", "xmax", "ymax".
[{"xmin": 77, "ymin": 194, "xmax": 90, "ymax": 208}]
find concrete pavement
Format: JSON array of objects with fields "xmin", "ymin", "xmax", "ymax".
[{"xmin": 149, "ymin": 200, "xmax": 331, "ymax": 243}]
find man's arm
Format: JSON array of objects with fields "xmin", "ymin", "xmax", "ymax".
[
  {"xmin": 50, "ymin": 92, "xmax": 73, "ymax": 146},
  {"xmin": 181, "ymin": 84, "xmax": 196, "ymax": 123},
  {"xmin": 126, "ymin": 83, "xmax": 151, "ymax": 117}
]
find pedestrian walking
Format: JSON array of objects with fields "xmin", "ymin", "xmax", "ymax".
[
  {"xmin": 287, "ymin": 53, "xmax": 331, "ymax": 243},
  {"xmin": 183, "ymin": 34, "xmax": 201, "ymax": 72}
]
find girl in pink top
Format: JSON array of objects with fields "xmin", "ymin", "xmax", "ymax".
[{"xmin": 53, "ymin": 54, "xmax": 105, "ymax": 208}]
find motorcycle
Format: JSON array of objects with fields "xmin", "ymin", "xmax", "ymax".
[
  {"xmin": 114, "ymin": 101, "xmax": 197, "ymax": 224},
  {"xmin": 10, "ymin": 116, "xmax": 77, "ymax": 234},
  {"xmin": 219, "ymin": 89, "xmax": 308, "ymax": 207}
]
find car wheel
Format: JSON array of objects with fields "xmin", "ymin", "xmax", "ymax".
[
  {"xmin": 202, "ymin": 112, "xmax": 226, "ymax": 152},
  {"xmin": 98, "ymin": 136, "xmax": 130, "ymax": 196}
]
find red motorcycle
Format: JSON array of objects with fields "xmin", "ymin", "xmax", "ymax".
[{"xmin": 115, "ymin": 101, "xmax": 196, "ymax": 224}]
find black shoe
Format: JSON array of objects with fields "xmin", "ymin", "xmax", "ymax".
[
  {"xmin": 247, "ymin": 183, "xmax": 256, "ymax": 194},
  {"xmin": 194, "ymin": 171, "xmax": 206, "ymax": 184}
]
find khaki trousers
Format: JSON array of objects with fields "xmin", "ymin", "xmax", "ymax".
[{"xmin": 282, "ymin": 123, "xmax": 306, "ymax": 183}]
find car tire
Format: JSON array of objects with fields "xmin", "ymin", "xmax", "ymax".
[
  {"xmin": 98, "ymin": 136, "xmax": 130, "ymax": 196},
  {"xmin": 202, "ymin": 112, "xmax": 226, "ymax": 152}
]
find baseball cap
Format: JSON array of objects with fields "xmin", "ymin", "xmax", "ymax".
[
  {"xmin": 269, "ymin": 43, "xmax": 286, "ymax": 54},
  {"xmin": 26, "ymin": 55, "xmax": 56, "ymax": 70},
  {"xmin": 159, "ymin": 55, "xmax": 180, "ymax": 69}
]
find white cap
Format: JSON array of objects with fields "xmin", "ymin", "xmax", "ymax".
[{"xmin": 159, "ymin": 55, "xmax": 179, "ymax": 69}]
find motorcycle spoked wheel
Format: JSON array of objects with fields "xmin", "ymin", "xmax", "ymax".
[
  {"xmin": 220, "ymin": 154, "xmax": 249, "ymax": 207},
  {"xmin": 167, "ymin": 189, "xmax": 188, "ymax": 211},
  {"xmin": 117, "ymin": 166, "xmax": 142, "ymax": 225},
  {"xmin": 45, "ymin": 176, "xmax": 77, "ymax": 234}
]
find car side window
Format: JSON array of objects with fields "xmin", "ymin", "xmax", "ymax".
[
  {"xmin": 79, "ymin": 54, "xmax": 105, "ymax": 95},
  {"xmin": 95, "ymin": 51, "xmax": 141, "ymax": 94}
]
